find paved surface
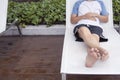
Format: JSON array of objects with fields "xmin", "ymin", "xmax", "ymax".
[{"xmin": 0, "ymin": 36, "xmax": 120, "ymax": 80}]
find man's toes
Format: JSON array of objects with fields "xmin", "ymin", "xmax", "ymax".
[
  {"xmin": 96, "ymin": 52, "xmax": 101, "ymax": 59},
  {"xmin": 94, "ymin": 48, "xmax": 99, "ymax": 53},
  {"xmin": 91, "ymin": 48, "xmax": 100, "ymax": 59},
  {"xmin": 101, "ymin": 53, "xmax": 109, "ymax": 61},
  {"xmin": 88, "ymin": 48, "xmax": 94, "ymax": 54},
  {"xmin": 100, "ymin": 48, "xmax": 108, "ymax": 55},
  {"xmin": 104, "ymin": 50, "xmax": 108, "ymax": 55},
  {"xmin": 89, "ymin": 48, "xmax": 100, "ymax": 59},
  {"xmin": 91, "ymin": 52, "xmax": 99, "ymax": 59},
  {"xmin": 90, "ymin": 48, "xmax": 94, "ymax": 52}
]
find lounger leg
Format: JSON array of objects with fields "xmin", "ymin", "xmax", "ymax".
[
  {"xmin": 119, "ymin": 21, "xmax": 120, "ymax": 34},
  {"xmin": 16, "ymin": 25, "xmax": 22, "ymax": 37},
  {"xmin": 62, "ymin": 73, "xmax": 66, "ymax": 80}
]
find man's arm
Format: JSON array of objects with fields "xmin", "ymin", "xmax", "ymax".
[
  {"xmin": 71, "ymin": 13, "xmax": 109, "ymax": 24},
  {"xmin": 71, "ymin": 14, "xmax": 85, "ymax": 24},
  {"xmin": 71, "ymin": 13, "xmax": 95, "ymax": 24},
  {"xmin": 96, "ymin": 14, "xmax": 108, "ymax": 23}
]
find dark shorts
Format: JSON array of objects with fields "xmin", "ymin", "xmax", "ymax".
[{"xmin": 73, "ymin": 24, "xmax": 108, "ymax": 42}]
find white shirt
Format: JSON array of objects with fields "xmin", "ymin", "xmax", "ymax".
[{"xmin": 76, "ymin": 0, "xmax": 102, "ymax": 27}]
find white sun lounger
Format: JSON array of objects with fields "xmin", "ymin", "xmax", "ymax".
[
  {"xmin": 61, "ymin": 0, "xmax": 120, "ymax": 80},
  {"xmin": 0, "ymin": 0, "xmax": 8, "ymax": 33}
]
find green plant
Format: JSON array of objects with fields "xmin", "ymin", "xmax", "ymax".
[
  {"xmin": 113, "ymin": 0, "xmax": 120, "ymax": 24},
  {"xmin": 7, "ymin": 0, "xmax": 65, "ymax": 27},
  {"xmin": 42, "ymin": 0, "xmax": 65, "ymax": 26}
]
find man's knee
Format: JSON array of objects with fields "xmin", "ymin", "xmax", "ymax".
[
  {"xmin": 92, "ymin": 34, "xmax": 100, "ymax": 42},
  {"xmin": 78, "ymin": 27, "xmax": 91, "ymax": 38}
]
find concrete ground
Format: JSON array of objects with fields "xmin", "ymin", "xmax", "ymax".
[{"xmin": 0, "ymin": 35, "xmax": 120, "ymax": 80}]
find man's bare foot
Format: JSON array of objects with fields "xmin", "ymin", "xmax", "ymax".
[
  {"xmin": 85, "ymin": 48, "xmax": 100, "ymax": 67},
  {"xmin": 98, "ymin": 47, "xmax": 109, "ymax": 61}
]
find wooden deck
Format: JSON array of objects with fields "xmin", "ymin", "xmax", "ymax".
[{"xmin": 0, "ymin": 36, "xmax": 120, "ymax": 80}]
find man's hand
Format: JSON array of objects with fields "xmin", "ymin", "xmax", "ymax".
[
  {"xmin": 71, "ymin": 12, "xmax": 108, "ymax": 24},
  {"xmin": 84, "ymin": 12, "xmax": 98, "ymax": 21},
  {"xmin": 71, "ymin": 12, "xmax": 98, "ymax": 24}
]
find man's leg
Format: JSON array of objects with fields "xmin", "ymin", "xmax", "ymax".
[
  {"xmin": 85, "ymin": 32, "xmax": 109, "ymax": 61},
  {"xmin": 78, "ymin": 27, "xmax": 100, "ymax": 48},
  {"xmin": 78, "ymin": 26, "xmax": 109, "ymax": 67}
]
